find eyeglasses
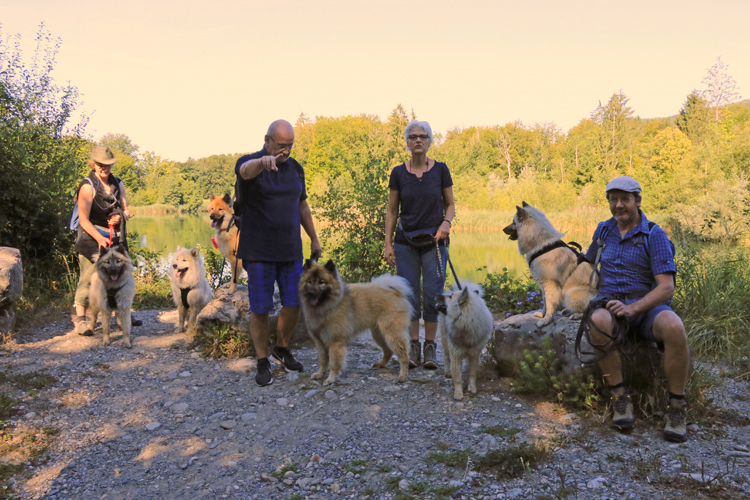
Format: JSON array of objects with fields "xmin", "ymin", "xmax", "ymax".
[
  {"xmin": 268, "ymin": 135, "xmax": 294, "ymax": 152},
  {"xmin": 608, "ymin": 196, "xmax": 635, "ymax": 205},
  {"xmin": 408, "ymin": 134, "xmax": 430, "ymax": 141},
  {"xmin": 95, "ymin": 162, "xmax": 112, "ymax": 169}
]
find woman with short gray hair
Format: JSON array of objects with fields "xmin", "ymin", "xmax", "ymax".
[{"xmin": 385, "ymin": 120, "xmax": 455, "ymax": 370}]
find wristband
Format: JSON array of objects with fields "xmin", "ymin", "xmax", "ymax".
[{"xmin": 443, "ymin": 219, "xmax": 452, "ymax": 225}]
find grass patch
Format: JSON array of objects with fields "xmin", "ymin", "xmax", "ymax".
[
  {"xmin": 0, "ymin": 394, "xmax": 19, "ymax": 420},
  {"xmin": 431, "ymin": 484, "xmax": 462, "ymax": 499},
  {"xmin": 474, "ymin": 442, "xmax": 552, "ymax": 479},
  {"xmin": 423, "ymin": 448, "xmax": 471, "ymax": 468},
  {"xmin": 408, "ymin": 482, "xmax": 429, "ymax": 495},
  {"xmin": 384, "ymin": 475, "xmax": 402, "ymax": 491},
  {"xmin": 480, "ymin": 424, "xmax": 521, "ymax": 439},
  {"xmin": 270, "ymin": 462, "xmax": 299, "ymax": 479},
  {"xmin": 342, "ymin": 457, "xmax": 369, "ymax": 474},
  {"xmin": 0, "ymin": 370, "xmax": 57, "ymax": 391},
  {"xmin": 376, "ymin": 463, "xmax": 392, "ymax": 473},
  {"xmin": 191, "ymin": 321, "xmax": 252, "ymax": 359},
  {"xmin": 0, "ymin": 462, "xmax": 27, "ymax": 499}
]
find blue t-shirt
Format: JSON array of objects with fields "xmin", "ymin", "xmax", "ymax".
[
  {"xmin": 234, "ymin": 147, "xmax": 307, "ymax": 262},
  {"xmin": 584, "ymin": 211, "xmax": 676, "ymax": 295},
  {"xmin": 388, "ymin": 161, "xmax": 453, "ymax": 245}
]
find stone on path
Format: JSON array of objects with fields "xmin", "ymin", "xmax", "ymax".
[
  {"xmin": 220, "ymin": 420, "xmax": 236, "ymax": 430},
  {"xmin": 145, "ymin": 422, "xmax": 161, "ymax": 431}
]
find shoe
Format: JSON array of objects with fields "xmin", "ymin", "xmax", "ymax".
[
  {"xmin": 612, "ymin": 393, "xmax": 635, "ymax": 430},
  {"xmin": 131, "ymin": 314, "xmax": 142, "ymax": 327},
  {"xmin": 255, "ymin": 357, "xmax": 274, "ymax": 386},
  {"xmin": 271, "ymin": 346, "xmax": 303, "ymax": 372},
  {"xmin": 423, "ymin": 341, "xmax": 438, "ymax": 370},
  {"xmin": 664, "ymin": 400, "xmax": 688, "ymax": 442},
  {"xmin": 73, "ymin": 315, "xmax": 93, "ymax": 337},
  {"xmin": 409, "ymin": 340, "xmax": 421, "ymax": 369}
]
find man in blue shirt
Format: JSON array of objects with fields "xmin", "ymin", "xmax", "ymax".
[
  {"xmin": 585, "ymin": 176, "xmax": 689, "ymax": 442},
  {"xmin": 236, "ymin": 120, "xmax": 322, "ymax": 387}
]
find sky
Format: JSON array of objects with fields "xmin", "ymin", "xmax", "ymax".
[{"xmin": 3, "ymin": 0, "xmax": 749, "ymax": 162}]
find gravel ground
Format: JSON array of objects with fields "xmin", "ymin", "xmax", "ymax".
[{"xmin": 2, "ymin": 309, "xmax": 749, "ymax": 500}]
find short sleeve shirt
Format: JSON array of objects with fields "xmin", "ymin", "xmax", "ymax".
[
  {"xmin": 584, "ymin": 211, "xmax": 676, "ymax": 295},
  {"xmin": 388, "ymin": 161, "xmax": 453, "ymax": 245},
  {"xmin": 234, "ymin": 147, "xmax": 307, "ymax": 262}
]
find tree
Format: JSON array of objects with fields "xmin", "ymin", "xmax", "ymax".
[
  {"xmin": 702, "ymin": 56, "xmax": 742, "ymax": 123},
  {"xmin": 0, "ymin": 24, "xmax": 88, "ymax": 265},
  {"xmin": 591, "ymin": 92, "xmax": 637, "ymax": 173},
  {"xmin": 99, "ymin": 133, "xmax": 142, "ymax": 193},
  {"xmin": 676, "ymin": 92, "xmax": 712, "ymax": 142}
]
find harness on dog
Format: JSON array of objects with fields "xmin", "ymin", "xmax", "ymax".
[
  {"xmin": 527, "ymin": 240, "xmax": 589, "ymax": 266},
  {"xmin": 106, "ymin": 285, "xmax": 123, "ymax": 310},
  {"xmin": 180, "ymin": 287, "xmax": 193, "ymax": 309}
]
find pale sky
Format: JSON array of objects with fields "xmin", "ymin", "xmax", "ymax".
[{"xmin": 3, "ymin": 0, "xmax": 748, "ymax": 162}]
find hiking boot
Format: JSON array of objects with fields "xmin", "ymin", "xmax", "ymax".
[
  {"xmin": 423, "ymin": 341, "xmax": 438, "ymax": 369},
  {"xmin": 73, "ymin": 314, "xmax": 93, "ymax": 337},
  {"xmin": 409, "ymin": 340, "xmax": 421, "ymax": 369},
  {"xmin": 255, "ymin": 357, "xmax": 274, "ymax": 387},
  {"xmin": 664, "ymin": 400, "xmax": 688, "ymax": 442},
  {"xmin": 271, "ymin": 346, "xmax": 304, "ymax": 372},
  {"xmin": 612, "ymin": 393, "xmax": 635, "ymax": 430}
]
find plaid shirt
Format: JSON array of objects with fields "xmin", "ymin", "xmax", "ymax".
[{"xmin": 585, "ymin": 211, "xmax": 676, "ymax": 295}]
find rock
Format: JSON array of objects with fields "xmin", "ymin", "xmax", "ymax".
[
  {"xmin": 145, "ymin": 422, "xmax": 161, "ymax": 431},
  {"xmin": 297, "ymin": 477, "xmax": 312, "ymax": 488},
  {"xmin": 346, "ymin": 472, "xmax": 355, "ymax": 479},
  {"xmin": 277, "ymin": 398, "xmax": 289, "ymax": 406},
  {"xmin": 398, "ymin": 479, "xmax": 408, "ymax": 489},
  {"xmin": 330, "ymin": 483, "xmax": 340, "ymax": 493},
  {"xmin": 220, "ymin": 420, "xmax": 237, "ymax": 430},
  {"xmin": 324, "ymin": 390, "xmax": 337, "ymax": 400},
  {"xmin": 24, "ymin": 411, "xmax": 37, "ymax": 419},
  {"xmin": 286, "ymin": 371, "xmax": 299, "ymax": 382},
  {"xmin": 383, "ymin": 385, "xmax": 401, "ymax": 393},
  {"xmin": 448, "ymin": 480, "xmax": 464, "ymax": 488},
  {"xmin": 734, "ymin": 444, "xmax": 749, "ymax": 453},
  {"xmin": 586, "ymin": 477, "xmax": 607, "ymax": 489},
  {"xmin": 0, "ymin": 248, "xmax": 23, "ymax": 308},
  {"xmin": 680, "ymin": 472, "xmax": 711, "ymax": 483},
  {"xmin": 190, "ymin": 352, "xmax": 201, "ymax": 359},
  {"xmin": 260, "ymin": 473, "xmax": 278, "ymax": 483},
  {"xmin": 227, "ymin": 358, "xmax": 256, "ymax": 372},
  {"xmin": 241, "ymin": 413, "xmax": 256, "ymax": 422},
  {"xmin": 311, "ymin": 454, "xmax": 322, "ymax": 463},
  {"xmin": 475, "ymin": 434, "xmax": 499, "ymax": 454},
  {"xmin": 196, "ymin": 284, "xmax": 310, "ymax": 345},
  {"xmin": 171, "ymin": 403, "xmax": 189, "ymax": 413},
  {"xmin": 506, "ymin": 487, "xmax": 523, "ymax": 498},
  {"xmin": 179, "ymin": 371, "xmax": 191, "ymax": 378}
]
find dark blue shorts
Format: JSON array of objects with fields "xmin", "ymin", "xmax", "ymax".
[
  {"xmin": 243, "ymin": 260, "xmax": 303, "ymax": 313},
  {"xmin": 594, "ymin": 293, "xmax": 673, "ymax": 344}
]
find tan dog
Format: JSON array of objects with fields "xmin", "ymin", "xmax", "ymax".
[
  {"xmin": 299, "ymin": 260, "xmax": 412, "ymax": 386},
  {"xmin": 88, "ymin": 244, "xmax": 136, "ymax": 348},
  {"xmin": 437, "ymin": 282, "xmax": 494, "ymax": 401},
  {"xmin": 503, "ymin": 202, "xmax": 597, "ymax": 327},
  {"xmin": 208, "ymin": 193, "xmax": 242, "ymax": 292}
]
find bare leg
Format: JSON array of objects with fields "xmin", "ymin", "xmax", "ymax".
[
  {"xmin": 652, "ymin": 311, "xmax": 689, "ymax": 397},
  {"xmin": 409, "ymin": 319, "xmax": 420, "ymax": 341},
  {"xmin": 276, "ymin": 306, "xmax": 300, "ymax": 348},
  {"xmin": 249, "ymin": 311, "xmax": 270, "ymax": 359},
  {"xmin": 424, "ymin": 320, "xmax": 437, "ymax": 342},
  {"xmin": 589, "ymin": 309, "xmax": 623, "ymax": 391}
]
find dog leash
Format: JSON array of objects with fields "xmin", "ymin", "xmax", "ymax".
[{"xmin": 433, "ymin": 238, "xmax": 462, "ymax": 290}]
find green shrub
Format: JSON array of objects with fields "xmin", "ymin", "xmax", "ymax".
[
  {"xmin": 192, "ymin": 322, "xmax": 252, "ymax": 359},
  {"xmin": 481, "ymin": 267, "xmax": 542, "ymax": 317}
]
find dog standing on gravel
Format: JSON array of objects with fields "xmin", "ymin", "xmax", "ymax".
[
  {"xmin": 503, "ymin": 202, "xmax": 597, "ymax": 327},
  {"xmin": 88, "ymin": 244, "xmax": 136, "ymax": 348},
  {"xmin": 437, "ymin": 283, "xmax": 494, "ymax": 400},
  {"xmin": 169, "ymin": 246, "xmax": 213, "ymax": 336},
  {"xmin": 299, "ymin": 259, "xmax": 413, "ymax": 386},
  {"xmin": 208, "ymin": 193, "xmax": 242, "ymax": 292}
]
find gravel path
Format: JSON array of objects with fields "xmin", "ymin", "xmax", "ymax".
[{"xmin": 2, "ymin": 309, "xmax": 749, "ymax": 500}]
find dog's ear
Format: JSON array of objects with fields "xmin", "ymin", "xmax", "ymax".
[
  {"xmin": 176, "ymin": 245, "xmax": 183, "ymax": 252},
  {"xmin": 458, "ymin": 286, "xmax": 471, "ymax": 306},
  {"xmin": 222, "ymin": 193, "xmax": 231, "ymax": 205},
  {"xmin": 303, "ymin": 259, "xmax": 312, "ymax": 271},
  {"xmin": 436, "ymin": 293, "xmax": 446, "ymax": 306},
  {"xmin": 114, "ymin": 243, "xmax": 126, "ymax": 255},
  {"xmin": 190, "ymin": 247, "xmax": 200, "ymax": 258},
  {"xmin": 522, "ymin": 201, "xmax": 529, "ymax": 207},
  {"xmin": 323, "ymin": 259, "xmax": 337, "ymax": 275},
  {"xmin": 515, "ymin": 205, "xmax": 527, "ymax": 222},
  {"xmin": 99, "ymin": 245, "xmax": 109, "ymax": 258},
  {"xmin": 209, "ymin": 193, "xmax": 215, "ymax": 201}
]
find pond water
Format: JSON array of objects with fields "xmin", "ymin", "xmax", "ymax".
[{"xmin": 129, "ymin": 214, "xmax": 594, "ymax": 283}]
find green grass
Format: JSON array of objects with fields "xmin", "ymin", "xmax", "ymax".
[
  {"xmin": 480, "ymin": 425, "xmax": 521, "ymax": 439},
  {"xmin": 0, "ymin": 394, "xmax": 19, "ymax": 420},
  {"xmin": 384, "ymin": 475, "xmax": 402, "ymax": 491},
  {"xmin": 191, "ymin": 322, "xmax": 252, "ymax": 359},
  {"xmin": 431, "ymin": 484, "xmax": 462, "ymax": 499},
  {"xmin": 0, "ymin": 370, "xmax": 57, "ymax": 391},
  {"xmin": 474, "ymin": 442, "xmax": 552, "ymax": 478},
  {"xmin": 270, "ymin": 462, "xmax": 299, "ymax": 479},
  {"xmin": 422, "ymin": 448, "xmax": 471, "ymax": 468}
]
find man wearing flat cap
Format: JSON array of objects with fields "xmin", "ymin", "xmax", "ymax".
[{"xmin": 584, "ymin": 176, "xmax": 690, "ymax": 442}]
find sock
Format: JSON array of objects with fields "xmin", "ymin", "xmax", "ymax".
[
  {"xmin": 668, "ymin": 392, "xmax": 685, "ymax": 405},
  {"xmin": 608, "ymin": 382, "xmax": 626, "ymax": 396},
  {"xmin": 424, "ymin": 340, "xmax": 436, "ymax": 345}
]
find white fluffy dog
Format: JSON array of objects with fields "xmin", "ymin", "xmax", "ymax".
[
  {"xmin": 437, "ymin": 282, "xmax": 494, "ymax": 400},
  {"xmin": 169, "ymin": 246, "xmax": 213, "ymax": 336}
]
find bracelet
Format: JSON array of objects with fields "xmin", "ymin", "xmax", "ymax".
[{"xmin": 443, "ymin": 219, "xmax": 452, "ymax": 225}]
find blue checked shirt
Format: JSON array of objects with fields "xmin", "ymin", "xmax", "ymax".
[{"xmin": 585, "ymin": 211, "xmax": 676, "ymax": 295}]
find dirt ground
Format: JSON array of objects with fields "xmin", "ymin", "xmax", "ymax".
[{"xmin": 1, "ymin": 309, "xmax": 749, "ymax": 500}]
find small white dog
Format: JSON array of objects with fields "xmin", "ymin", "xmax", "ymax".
[
  {"xmin": 169, "ymin": 246, "xmax": 213, "ymax": 336},
  {"xmin": 437, "ymin": 282, "xmax": 494, "ymax": 401}
]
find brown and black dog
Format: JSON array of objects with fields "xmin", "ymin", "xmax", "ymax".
[{"xmin": 208, "ymin": 193, "xmax": 242, "ymax": 292}]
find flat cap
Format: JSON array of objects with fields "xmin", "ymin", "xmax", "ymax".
[
  {"xmin": 606, "ymin": 176, "xmax": 641, "ymax": 194},
  {"xmin": 89, "ymin": 145, "xmax": 117, "ymax": 165}
]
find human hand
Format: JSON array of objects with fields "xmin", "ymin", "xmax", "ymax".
[
  {"xmin": 97, "ymin": 236, "xmax": 110, "ymax": 249},
  {"xmin": 261, "ymin": 153, "xmax": 283, "ymax": 171},
  {"xmin": 384, "ymin": 244, "xmax": 395, "ymax": 266},
  {"xmin": 606, "ymin": 300, "xmax": 636, "ymax": 318},
  {"xmin": 310, "ymin": 241, "xmax": 322, "ymax": 262},
  {"xmin": 436, "ymin": 220, "xmax": 451, "ymax": 240},
  {"xmin": 109, "ymin": 214, "xmax": 121, "ymax": 226}
]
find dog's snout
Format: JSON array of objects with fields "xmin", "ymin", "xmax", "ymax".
[{"xmin": 172, "ymin": 264, "xmax": 177, "ymax": 269}]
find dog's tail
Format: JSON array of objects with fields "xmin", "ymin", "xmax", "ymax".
[{"xmin": 371, "ymin": 274, "xmax": 413, "ymax": 299}]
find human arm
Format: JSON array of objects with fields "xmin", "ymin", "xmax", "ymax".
[
  {"xmin": 606, "ymin": 273, "xmax": 675, "ymax": 318},
  {"xmin": 299, "ymin": 199, "xmax": 322, "ymax": 260},
  {"xmin": 384, "ymin": 189, "xmax": 400, "ymax": 266},
  {"xmin": 436, "ymin": 186, "xmax": 455, "ymax": 241},
  {"xmin": 238, "ymin": 153, "xmax": 284, "ymax": 180},
  {"xmin": 109, "ymin": 180, "xmax": 129, "ymax": 226},
  {"xmin": 78, "ymin": 183, "xmax": 110, "ymax": 248}
]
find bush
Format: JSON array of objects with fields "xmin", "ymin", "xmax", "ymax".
[{"xmin": 481, "ymin": 267, "xmax": 543, "ymax": 316}]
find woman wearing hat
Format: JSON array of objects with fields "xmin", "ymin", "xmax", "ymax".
[{"xmin": 72, "ymin": 145, "xmax": 141, "ymax": 336}]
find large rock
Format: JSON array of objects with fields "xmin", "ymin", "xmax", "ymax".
[
  {"xmin": 196, "ymin": 283, "xmax": 309, "ymax": 345},
  {"xmin": 493, "ymin": 312, "xmax": 662, "ymax": 380},
  {"xmin": 0, "ymin": 247, "xmax": 23, "ymax": 308}
]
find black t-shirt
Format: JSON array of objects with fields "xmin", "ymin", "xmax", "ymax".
[
  {"xmin": 234, "ymin": 147, "xmax": 308, "ymax": 262},
  {"xmin": 75, "ymin": 172, "xmax": 124, "ymax": 262},
  {"xmin": 388, "ymin": 161, "xmax": 453, "ymax": 245}
]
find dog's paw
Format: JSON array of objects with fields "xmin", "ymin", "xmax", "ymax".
[
  {"xmin": 311, "ymin": 372, "xmax": 325, "ymax": 381},
  {"xmin": 467, "ymin": 383, "xmax": 477, "ymax": 394},
  {"xmin": 395, "ymin": 374, "xmax": 407, "ymax": 384},
  {"xmin": 227, "ymin": 283, "xmax": 237, "ymax": 294},
  {"xmin": 123, "ymin": 341, "xmax": 132, "ymax": 349},
  {"xmin": 569, "ymin": 313, "xmax": 583, "ymax": 320},
  {"xmin": 323, "ymin": 377, "xmax": 337, "ymax": 386},
  {"xmin": 444, "ymin": 371, "xmax": 452, "ymax": 379},
  {"xmin": 452, "ymin": 389, "xmax": 464, "ymax": 401},
  {"xmin": 533, "ymin": 311, "xmax": 543, "ymax": 318},
  {"xmin": 536, "ymin": 318, "xmax": 553, "ymax": 328},
  {"xmin": 371, "ymin": 360, "xmax": 387, "ymax": 369}
]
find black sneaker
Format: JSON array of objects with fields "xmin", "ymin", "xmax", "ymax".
[
  {"xmin": 255, "ymin": 357, "xmax": 274, "ymax": 387},
  {"xmin": 409, "ymin": 340, "xmax": 421, "ymax": 369},
  {"xmin": 271, "ymin": 346, "xmax": 304, "ymax": 372},
  {"xmin": 423, "ymin": 341, "xmax": 438, "ymax": 369}
]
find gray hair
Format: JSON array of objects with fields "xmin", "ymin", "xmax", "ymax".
[{"xmin": 404, "ymin": 120, "xmax": 433, "ymax": 143}]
